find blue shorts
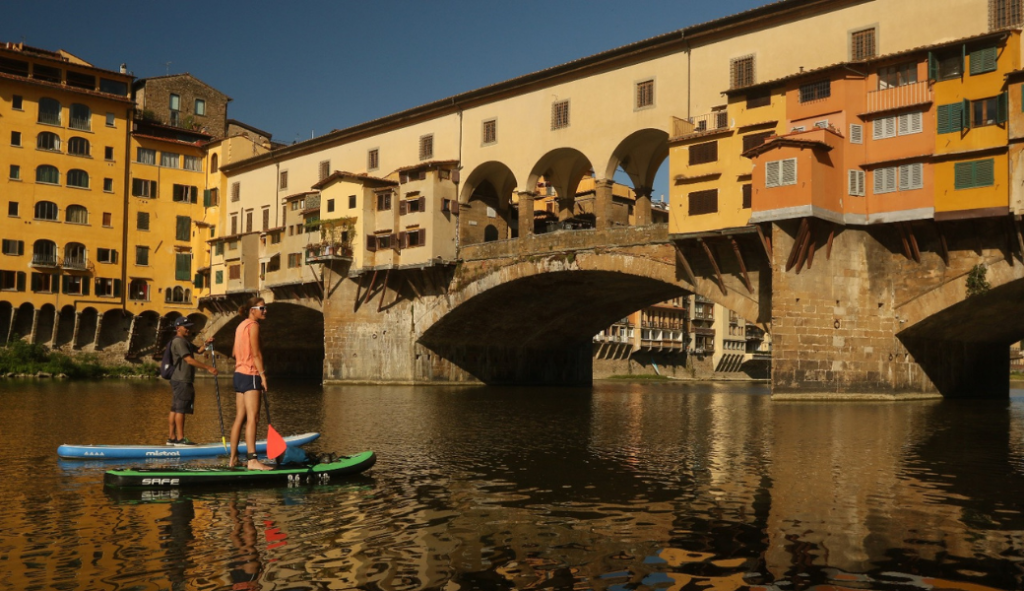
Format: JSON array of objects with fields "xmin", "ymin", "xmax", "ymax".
[{"xmin": 233, "ymin": 372, "xmax": 263, "ymax": 393}]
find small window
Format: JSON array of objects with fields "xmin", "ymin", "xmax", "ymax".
[
  {"xmin": 970, "ymin": 46, "xmax": 999, "ymax": 75},
  {"xmin": 954, "ymin": 158, "xmax": 996, "ymax": 189},
  {"xmin": 873, "ymin": 166, "xmax": 898, "ymax": 194},
  {"xmin": 10, "ymin": 131, "xmax": 21, "ymax": 147},
  {"xmin": 636, "ymin": 79, "xmax": 655, "ymax": 108},
  {"xmin": 482, "ymin": 119, "xmax": 497, "ymax": 144},
  {"xmin": 746, "ymin": 88, "xmax": 771, "ymax": 109},
  {"xmin": 161, "ymin": 152, "xmax": 179, "ymax": 168},
  {"xmin": 419, "ymin": 134, "xmax": 434, "ymax": 160},
  {"xmin": 878, "ymin": 62, "xmax": 918, "ymax": 89},
  {"xmin": 173, "ymin": 184, "xmax": 198, "ymax": 203},
  {"xmin": 972, "ymin": 95, "xmax": 1008, "ymax": 127},
  {"xmin": 231, "ymin": 182, "xmax": 240, "ymax": 202},
  {"xmin": 851, "ymin": 27, "xmax": 876, "ymax": 61},
  {"xmin": 319, "ymin": 160, "xmax": 330, "ymax": 180},
  {"xmin": 67, "ymin": 169, "xmax": 89, "ymax": 189},
  {"xmin": 898, "ymin": 112, "xmax": 924, "ymax": 135},
  {"xmin": 102, "ymin": 212, "xmax": 112, "ymax": 227},
  {"xmin": 35, "ymin": 201, "xmax": 59, "ymax": 220},
  {"xmin": 765, "ymin": 158, "xmax": 797, "ymax": 188},
  {"xmin": 132, "ymin": 178, "xmax": 157, "ymax": 198},
  {"xmin": 873, "ymin": 116, "xmax": 897, "ymax": 140},
  {"xmin": 229, "ymin": 265, "xmax": 241, "ymax": 279},
  {"xmin": 377, "ymin": 192, "xmax": 393, "ymax": 211},
  {"xmin": 12, "ymin": 95, "xmax": 23, "ymax": 110},
  {"xmin": 211, "ymin": 153, "xmax": 219, "ymax": 172},
  {"xmin": 327, "ymin": 199, "xmax": 335, "ymax": 213},
  {"xmin": 137, "ymin": 212, "xmax": 150, "ymax": 230},
  {"xmin": 183, "ymin": 156, "xmax": 201, "ymax": 171},
  {"xmin": 137, "ymin": 148, "xmax": 156, "ymax": 165},
  {"xmin": 37, "ymin": 132, "xmax": 61, "ymax": 151},
  {"xmin": 38, "ymin": 98, "xmax": 61, "ymax": 125},
  {"xmin": 730, "ymin": 56, "xmax": 755, "ymax": 89},
  {"xmin": 69, "ymin": 103, "xmax": 91, "ymax": 131},
  {"xmin": 349, "ymin": 195, "xmax": 357, "ymax": 209},
  {"xmin": 8, "ymin": 202, "xmax": 18, "ymax": 217},
  {"xmin": 9, "ymin": 165, "xmax": 20, "ymax": 180},
  {"xmin": 990, "ymin": 0, "xmax": 1023, "ymax": 29},
  {"xmin": 215, "ymin": 270, "xmax": 223, "ymax": 284},
  {"xmin": 898, "ymin": 163, "xmax": 925, "ymax": 191},
  {"xmin": 176, "ymin": 216, "xmax": 191, "ymax": 241},
  {"xmin": 688, "ymin": 189, "xmax": 718, "ymax": 216},
  {"xmin": 279, "ymin": 170, "xmax": 288, "ymax": 190},
  {"xmin": 848, "ymin": 170, "xmax": 866, "ymax": 196},
  {"xmin": 742, "ymin": 184, "xmax": 752, "ymax": 209},
  {"xmin": 135, "ymin": 247, "xmax": 150, "ymax": 266},
  {"xmin": 742, "ymin": 132, "xmax": 772, "ymax": 153},
  {"xmin": 799, "ymin": 80, "xmax": 831, "ymax": 103},
  {"xmin": 688, "ymin": 141, "xmax": 718, "ymax": 165},
  {"xmin": 933, "ymin": 51, "xmax": 963, "ymax": 80},
  {"xmin": 937, "ymin": 102, "xmax": 966, "ymax": 134},
  {"xmin": 68, "ymin": 137, "xmax": 90, "ymax": 156},
  {"xmin": 552, "ymin": 100, "xmax": 570, "ymax": 130},
  {"xmin": 104, "ymin": 178, "xmax": 113, "ymax": 193},
  {"xmin": 195, "ymin": 98, "xmax": 206, "ymax": 116},
  {"xmin": 66, "ymin": 205, "xmax": 88, "ymax": 224},
  {"xmin": 106, "ymin": 112, "xmax": 115, "ymax": 127},
  {"xmin": 104, "ymin": 146, "xmax": 114, "ymax": 160},
  {"xmin": 169, "ymin": 93, "xmax": 180, "ymax": 111},
  {"xmin": 850, "ymin": 124, "xmax": 863, "ymax": 144},
  {"xmin": 368, "ymin": 149, "xmax": 379, "ymax": 170},
  {"xmin": 36, "ymin": 165, "xmax": 59, "ymax": 185}
]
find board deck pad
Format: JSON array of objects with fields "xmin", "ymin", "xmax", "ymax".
[{"xmin": 58, "ymin": 432, "xmax": 320, "ymax": 459}]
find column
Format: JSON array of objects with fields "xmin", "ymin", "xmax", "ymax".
[
  {"xmin": 594, "ymin": 179, "xmax": 615, "ymax": 230},
  {"xmin": 634, "ymin": 186, "xmax": 653, "ymax": 227},
  {"xmin": 517, "ymin": 191, "xmax": 536, "ymax": 239}
]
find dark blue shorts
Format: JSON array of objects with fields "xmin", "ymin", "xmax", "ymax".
[{"xmin": 233, "ymin": 372, "xmax": 263, "ymax": 393}]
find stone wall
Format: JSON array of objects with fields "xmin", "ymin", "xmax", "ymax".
[{"xmin": 139, "ymin": 75, "xmax": 228, "ymax": 138}]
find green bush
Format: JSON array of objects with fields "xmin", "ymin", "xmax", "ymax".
[{"xmin": 0, "ymin": 341, "xmax": 157, "ymax": 378}]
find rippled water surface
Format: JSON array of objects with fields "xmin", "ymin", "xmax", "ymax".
[{"xmin": 1, "ymin": 379, "xmax": 1023, "ymax": 591}]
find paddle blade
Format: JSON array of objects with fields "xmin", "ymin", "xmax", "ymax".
[{"xmin": 267, "ymin": 424, "xmax": 287, "ymax": 460}]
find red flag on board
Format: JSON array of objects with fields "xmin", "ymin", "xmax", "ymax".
[{"xmin": 267, "ymin": 424, "xmax": 287, "ymax": 460}]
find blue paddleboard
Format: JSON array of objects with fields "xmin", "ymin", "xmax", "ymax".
[{"xmin": 57, "ymin": 432, "xmax": 320, "ymax": 460}]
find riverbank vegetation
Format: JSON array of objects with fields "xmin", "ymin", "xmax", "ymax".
[{"xmin": 0, "ymin": 341, "xmax": 156, "ymax": 379}]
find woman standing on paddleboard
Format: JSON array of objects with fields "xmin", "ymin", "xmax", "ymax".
[{"xmin": 230, "ymin": 297, "xmax": 274, "ymax": 470}]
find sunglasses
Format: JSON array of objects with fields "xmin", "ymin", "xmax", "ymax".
[{"xmin": 253, "ymin": 306, "xmax": 267, "ymax": 312}]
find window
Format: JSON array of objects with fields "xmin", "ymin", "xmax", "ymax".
[
  {"xmin": 851, "ymin": 27, "xmax": 876, "ymax": 61},
  {"xmin": 319, "ymin": 160, "xmax": 330, "ymax": 180},
  {"xmin": 419, "ymin": 134, "xmax": 433, "ymax": 160},
  {"xmin": 38, "ymin": 98, "xmax": 61, "ymax": 125},
  {"xmin": 67, "ymin": 169, "xmax": 89, "ymax": 189},
  {"xmin": 0, "ymin": 270, "xmax": 23, "ymax": 291},
  {"xmin": 327, "ymin": 199, "xmax": 335, "ymax": 213},
  {"xmin": 66, "ymin": 71, "xmax": 94, "ymax": 90},
  {"xmin": 9, "ymin": 202, "xmax": 19, "ymax": 217},
  {"xmin": 376, "ymin": 191, "xmax": 392, "ymax": 211},
  {"xmin": 102, "ymin": 212, "xmax": 112, "ymax": 226},
  {"xmin": 688, "ymin": 189, "xmax": 718, "ymax": 216},
  {"xmin": 231, "ymin": 182, "xmax": 240, "ymax": 202},
  {"xmin": 69, "ymin": 103, "xmax": 91, "ymax": 131},
  {"xmin": 169, "ymin": 93, "xmax": 180, "ymax": 111},
  {"xmin": 899, "ymin": 163, "xmax": 925, "ymax": 191},
  {"xmin": 931, "ymin": 51, "xmax": 963, "ymax": 80},
  {"xmin": 799, "ymin": 80, "xmax": 831, "ymax": 102},
  {"xmin": 206, "ymin": 188, "xmax": 219, "ymax": 207},
  {"xmin": 137, "ymin": 212, "xmax": 150, "ymax": 230},
  {"xmin": 991, "ymin": 0, "xmax": 1023, "ymax": 29},
  {"xmin": 171, "ymin": 184, "xmax": 197, "ymax": 203},
  {"xmin": 12, "ymin": 95, "xmax": 23, "ymax": 110},
  {"xmin": 10, "ymin": 165, "xmax": 20, "ymax": 180},
  {"xmin": 231, "ymin": 215, "xmax": 238, "ymax": 235},
  {"xmin": 552, "ymin": 100, "xmax": 570, "ymax": 130},
  {"xmin": 279, "ymin": 170, "xmax": 288, "ymax": 190},
  {"xmin": 215, "ymin": 270, "xmax": 223, "ymax": 284},
  {"xmin": 973, "ymin": 94, "xmax": 1008, "ymax": 127},
  {"xmin": 898, "ymin": 112, "xmax": 924, "ymax": 135},
  {"xmin": 401, "ymin": 229, "xmax": 426, "ymax": 248},
  {"xmin": 211, "ymin": 154, "xmax": 219, "ymax": 172},
  {"xmin": 848, "ymin": 170, "xmax": 866, "ymax": 196},
  {"xmin": 136, "ymin": 246, "xmax": 149, "ymax": 266},
  {"xmin": 689, "ymin": 141, "xmax": 718, "ymax": 165},
  {"xmin": 742, "ymin": 132, "xmax": 772, "ymax": 153},
  {"xmin": 746, "ymin": 88, "xmax": 771, "ymax": 109},
  {"xmin": 954, "ymin": 159, "xmax": 996, "ymax": 189},
  {"xmin": 183, "ymin": 155, "xmax": 201, "ymax": 171},
  {"xmin": 103, "ymin": 178, "xmax": 113, "ymax": 192},
  {"xmin": 742, "ymin": 184, "xmax": 752, "ymax": 209},
  {"xmin": 368, "ymin": 149, "xmax": 379, "ymax": 170},
  {"xmin": 37, "ymin": 132, "xmax": 61, "ymax": 151},
  {"xmin": 2, "ymin": 239, "xmax": 24, "ymax": 255},
  {"xmin": 94, "ymin": 277, "xmax": 117, "ymax": 297},
  {"xmin": 636, "ymin": 79, "xmax": 655, "ymax": 107},
  {"xmin": 66, "ymin": 205, "xmax": 88, "ymax": 224},
  {"xmin": 937, "ymin": 102, "xmax": 966, "ymax": 134},
  {"xmin": 195, "ymin": 98, "xmax": 206, "ymax": 116},
  {"xmin": 36, "ymin": 165, "xmax": 59, "ymax": 185},
  {"xmin": 730, "ymin": 56, "xmax": 755, "ymax": 89},
  {"xmin": 68, "ymin": 136, "xmax": 90, "ymax": 155},
  {"xmin": 401, "ymin": 196, "xmax": 426, "ymax": 214},
  {"xmin": 137, "ymin": 148, "xmax": 156, "ymax": 165},
  {"xmin": 850, "ymin": 124, "xmax": 864, "ymax": 144},
  {"xmin": 349, "ymin": 195, "xmax": 357, "ymax": 209},
  {"xmin": 287, "ymin": 253, "xmax": 302, "ymax": 268},
  {"xmin": 246, "ymin": 211, "xmax": 253, "ymax": 233},
  {"xmin": 873, "ymin": 166, "xmax": 898, "ymax": 194},
  {"xmin": 10, "ymin": 131, "xmax": 21, "ymax": 146},
  {"xmin": 229, "ymin": 265, "xmax": 240, "ymax": 280},
  {"xmin": 132, "ymin": 178, "xmax": 157, "ymax": 198},
  {"xmin": 175, "ymin": 253, "xmax": 191, "ymax": 281},
  {"xmin": 765, "ymin": 158, "xmax": 797, "ymax": 188},
  {"xmin": 482, "ymin": 119, "xmax": 497, "ymax": 145},
  {"xmin": 128, "ymin": 279, "xmax": 148, "ymax": 301},
  {"xmin": 161, "ymin": 152, "xmax": 179, "ymax": 168},
  {"xmin": 970, "ymin": 46, "xmax": 999, "ymax": 75},
  {"xmin": 878, "ymin": 62, "xmax": 918, "ymax": 89},
  {"xmin": 262, "ymin": 208, "xmax": 270, "ymax": 231},
  {"xmin": 104, "ymin": 146, "xmax": 114, "ymax": 160},
  {"xmin": 106, "ymin": 112, "xmax": 115, "ymax": 127},
  {"xmin": 31, "ymin": 273, "xmax": 57, "ymax": 293},
  {"xmin": 873, "ymin": 116, "xmax": 897, "ymax": 140}
]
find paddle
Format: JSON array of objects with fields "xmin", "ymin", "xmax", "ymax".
[
  {"xmin": 261, "ymin": 388, "xmax": 287, "ymax": 461},
  {"xmin": 208, "ymin": 341, "xmax": 227, "ymax": 452}
]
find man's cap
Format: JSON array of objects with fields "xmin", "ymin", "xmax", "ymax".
[{"xmin": 172, "ymin": 317, "xmax": 194, "ymax": 328}]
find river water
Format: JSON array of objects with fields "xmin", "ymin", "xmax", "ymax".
[{"xmin": 1, "ymin": 378, "xmax": 1022, "ymax": 591}]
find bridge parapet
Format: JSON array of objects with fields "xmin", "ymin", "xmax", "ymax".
[{"xmin": 459, "ymin": 224, "xmax": 670, "ymax": 262}]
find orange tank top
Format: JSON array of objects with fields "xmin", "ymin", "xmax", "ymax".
[{"xmin": 233, "ymin": 319, "xmax": 260, "ymax": 375}]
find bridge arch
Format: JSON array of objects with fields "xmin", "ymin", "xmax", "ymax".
[
  {"xmin": 459, "ymin": 161, "xmax": 518, "ymax": 245},
  {"xmin": 604, "ymin": 128, "xmax": 669, "ymax": 195},
  {"xmin": 527, "ymin": 147, "xmax": 595, "ymax": 227}
]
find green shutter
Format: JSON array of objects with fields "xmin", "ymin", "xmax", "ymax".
[
  {"xmin": 61, "ymin": 275, "xmax": 70, "ymax": 294},
  {"xmin": 215, "ymin": 270, "xmax": 223, "ymax": 285},
  {"xmin": 998, "ymin": 91, "xmax": 1009, "ymax": 124},
  {"xmin": 203, "ymin": 189, "xmax": 211, "ymax": 207},
  {"xmin": 975, "ymin": 159, "xmax": 995, "ymax": 187},
  {"xmin": 16, "ymin": 272, "xmax": 25, "ymax": 292},
  {"xmin": 928, "ymin": 51, "xmax": 938, "ymax": 81},
  {"xmin": 82, "ymin": 278, "xmax": 89, "ymax": 296},
  {"xmin": 176, "ymin": 216, "xmax": 190, "ymax": 241},
  {"xmin": 954, "ymin": 162, "xmax": 973, "ymax": 189},
  {"xmin": 175, "ymin": 253, "xmax": 191, "ymax": 281},
  {"xmin": 937, "ymin": 104, "xmax": 950, "ymax": 133},
  {"xmin": 190, "ymin": 187, "xmax": 198, "ymax": 204},
  {"xmin": 960, "ymin": 44, "xmax": 966, "ymax": 78},
  {"xmin": 970, "ymin": 46, "xmax": 998, "ymax": 75},
  {"xmin": 114, "ymin": 279, "xmax": 122, "ymax": 296},
  {"xmin": 938, "ymin": 103, "xmax": 965, "ymax": 134},
  {"xmin": 193, "ymin": 272, "xmax": 204, "ymax": 288},
  {"xmin": 962, "ymin": 99, "xmax": 971, "ymax": 130}
]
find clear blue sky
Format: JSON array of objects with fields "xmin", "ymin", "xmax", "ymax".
[{"xmin": 2, "ymin": 0, "xmax": 767, "ymax": 198}]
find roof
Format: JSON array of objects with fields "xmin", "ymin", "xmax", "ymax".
[
  {"xmin": 725, "ymin": 28, "xmax": 1016, "ymax": 96},
  {"xmin": 133, "ymin": 72, "xmax": 232, "ymax": 100},
  {"xmin": 282, "ymin": 191, "xmax": 318, "ymax": 202},
  {"xmin": 227, "ymin": 119, "xmax": 273, "ymax": 139},
  {"xmin": 131, "ymin": 132, "xmax": 208, "ymax": 148},
  {"xmin": 0, "ymin": 41, "xmax": 134, "ymax": 79},
  {"xmin": 312, "ymin": 171, "xmax": 398, "ymax": 190},
  {"xmin": 741, "ymin": 132, "xmax": 836, "ymax": 158},
  {"xmin": 393, "ymin": 160, "xmax": 460, "ymax": 175}
]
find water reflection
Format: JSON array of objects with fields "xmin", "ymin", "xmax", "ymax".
[{"xmin": 0, "ymin": 381, "xmax": 1022, "ymax": 590}]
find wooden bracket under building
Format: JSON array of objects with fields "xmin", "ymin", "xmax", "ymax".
[
  {"xmin": 756, "ymin": 224, "xmax": 773, "ymax": 261},
  {"xmin": 729, "ymin": 237, "xmax": 754, "ymax": 294},
  {"xmin": 895, "ymin": 223, "xmax": 921, "ymax": 263},
  {"xmin": 786, "ymin": 218, "xmax": 810, "ymax": 272},
  {"xmin": 699, "ymin": 239, "xmax": 728, "ymax": 295},
  {"xmin": 673, "ymin": 241, "xmax": 698, "ymax": 289},
  {"xmin": 933, "ymin": 221, "xmax": 950, "ymax": 266},
  {"xmin": 826, "ymin": 223, "xmax": 835, "ymax": 260},
  {"xmin": 362, "ymin": 270, "xmax": 379, "ymax": 305},
  {"xmin": 377, "ymin": 269, "xmax": 392, "ymax": 312}
]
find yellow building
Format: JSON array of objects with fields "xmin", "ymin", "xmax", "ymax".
[{"xmin": 0, "ymin": 42, "xmax": 133, "ymax": 348}]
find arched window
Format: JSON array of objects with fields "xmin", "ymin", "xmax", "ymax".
[
  {"xmin": 32, "ymin": 240, "xmax": 57, "ymax": 266},
  {"xmin": 34, "ymin": 201, "xmax": 58, "ymax": 220},
  {"xmin": 36, "ymin": 165, "xmax": 59, "ymax": 184},
  {"xmin": 211, "ymin": 153, "xmax": 219, "ymax": 173},
  {"xmin": 69, "ymin": 103, "xmax": 91, "ymax": 131},
  {"xmin": 184, "ymin": 289, "xmax": 192, "ymax": 302},
  {"xmin": 64, "ymin": 243, "xmax": 86, "ymax": 269},
  {"xmin": 38, "ymin": 98, "xmax": 61, "ymax": 125},
  {"xmin": 66, "ymin": 205, "xmax": 88, "ymax": 224},
  {"xmin": 67, "ymin": 169, "xmax": 89, "ymax": 189},
  {"xmin": 37, "ymin": 132, "xmax": 61, "ymax": 151},
  {"xmin": 165, "ymin": 288, "xmax": 173, "ymax": 303},
  {"xmin": 68, "ymin": 136, "xmax": 90, "ymax": 156}
]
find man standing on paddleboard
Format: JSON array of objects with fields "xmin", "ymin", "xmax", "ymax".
[{"xmin": 168, "ymin": 317, "xmax": 218, "ymax": 445}]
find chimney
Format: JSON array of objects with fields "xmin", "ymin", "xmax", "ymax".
[{"xmin": 120, "ymin": 63, "xmax": 127, "ymax": 74}]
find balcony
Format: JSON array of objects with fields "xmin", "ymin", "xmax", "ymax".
[
  {"xmin": 306, "ymin": 242, "xmax": 353, "ymax": 264},
  {"xmin": 687, "ymin": 111, "xmax": 729, "ymax": 134},
  {"xmin": 37, "ymin": 111, "xmax": 61, "ymax": 126},
  {"xmin": 61, "ymin": 256, "xmax": 89, "ymax": 270},
  {"xmin": 69, "ymin": 116, "xmax": 91, "ymax": 131},
  {"xmin": 31, "ymin": 254, "xmax": 58, "ymax": 268},
  {"xmin": 865, "ymin": 81, "xmax": 931, "ymax": 114}
]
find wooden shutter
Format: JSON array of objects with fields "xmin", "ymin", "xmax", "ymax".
[
  {"xmin": 742, "ymin": 184, "xmax": 752, "ymax": 208},
  {"xmin": 203, "ymin": 189, "xmax": 211, "ymax": 207},
  {"xmin": 849, "ymin": 170, "xmax": 865, "ymax": 196},
  {"xmin": 742, "ymin": 132, "xmax": 772, "ymax": 153},
  {"xmin": 689, "ymin": 141, "xmax": 718, "ymax": 165},
  {"xmin": 17, "ymin": 271, "xmax": 25, "ymax": 291},
  {"xmin": 400, "ymin": 232, "xmax": 409, "ymax": 249},
  {"xmin": 399, "ymin": 201, "xmax": 408, "ymax": 215},
  {"xmin": 61, "ymin": 275, "xmax": 70, "ymax": 294},
  {"xmin": 687, "ymin": 190, "xmax": 718, "ymax": 215},
  {"xmin": 954, "ymin": 162, "xmax": 973, "ymax": 189},
  {"xmin": 82, "ymin": 278, "xmax": 89, "ymax": 296},
  {"xmin": 175, "ymin": 253, "xmax": 191, "ymax": 281},
  {"xmin": 766, "ymin": 161, "xmax": 781, "ymax": 188},
  {"xmin": 997, "ymin": 91, "xmax": 1009, "ymax": 124},
  {"xmin": 419, "ymin": 228, "xmax": 426, "ymax": 245},
  {"xmin": 419, "ymin": 196, "xmax": 426, "ymax": 211},
  {"xmin": 928, "ymin": 52, "xmax": 938, "ymax": 81},
  {"xmin": 969, "ymin": 46, "xmax": 998, "ymax": 75},
  {"xmin": 962, "ymin": 99, "xmax": 972, "ymax": 130},
  {"xmin": 366, "ymin": 235, "xmax": 377, "ymax": 252},
  {"xmin": 975, "ymin": 159, "xmax": 995, "ymax": 187},
  {"xmin": 451, "ymin": 201, "xmax": 460, "ymax": 214}
]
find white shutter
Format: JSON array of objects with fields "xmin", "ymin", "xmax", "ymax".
[
  {"xmin": 848, "ymin": 170, "xmax": 865, "ymax": 196},
  {"xmin": 898, "ymin": 114, "xmax": 910, "ymax": 136},
  {"xmin": 873, "ymin": 169, "xmax": 885, "ymax": 194},
  {"xmin": 899, "ymin": 164, "xmax": 912, "ymax": 191},
  {"xmin": 850, "ymin": 124, "xmax": 863, "ymax": 144},
  {"xmin": 909, "ymin": 163, "xmax": 923, "ymax": 189},
  {"xmin": 899, "ymin": 112, "xmax": 923, "ymax": 136},
  {"xmin": 885, "ymin": 116, "xmax": 896, "ymax": 138},
  {"xmin": 781, "ymin": 158, "xmax": 797, "ymax": 185},
  {"xmin": 884, "ymin": 167, "xmax": 897, "ymax": 193},
  {"xmin": 814, "ymin": 120, "xmax": 829, "ymax": 128},
  {"xmin": 873, "ymin": 119, "xmax": 885, "ymax": 140},
  {"xmin": 766, "ymin": 161, "xmax": 781, "ymax": 188}
]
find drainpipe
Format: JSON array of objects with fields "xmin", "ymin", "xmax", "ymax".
[
  {"xmin": 454, "ymin": 99, "xmax": 463, "ymax": 253},
  {"xmin": 683, "ymin": 32, "xmax": 691, "ymax": 120},
  {"xmin": 120, "ymin": 101, "xmax": 133, "ymax": 314}
]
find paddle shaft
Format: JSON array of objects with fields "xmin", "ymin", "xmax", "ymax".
[{"xmin": 209, "ymin": 344, "xmax": 227, "ymax": 450}]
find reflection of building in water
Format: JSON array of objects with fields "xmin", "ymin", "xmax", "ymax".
[{"xmin": 593, "ymin": 293, "xmax": 771, "ymax": 378}]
